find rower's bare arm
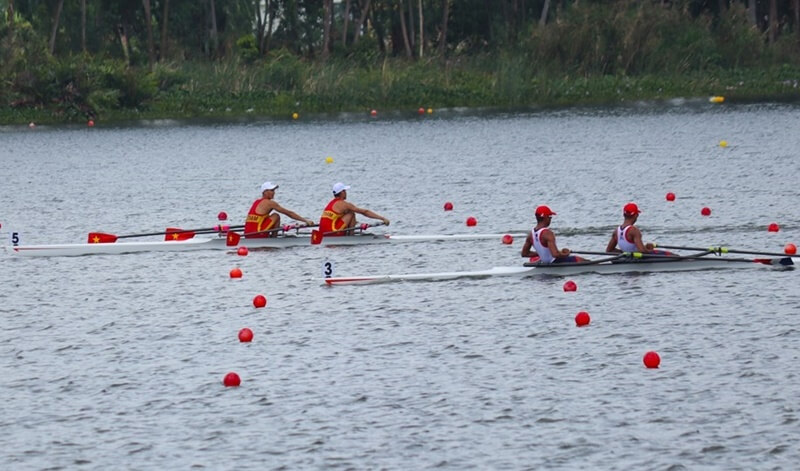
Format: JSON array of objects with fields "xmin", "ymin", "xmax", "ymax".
[
  {"xmin": 630, "ymin": 227, "xmax": 649, "ymax": 253},
  {"xmin": 606, "ymin": 233, "xmax": 620, "ymax": 253},
  {"xmin": 274, "ymin": 203, "xmax": 313, "ymax": 225},
  {"xmin": 521, "ymin": 234, "xmax": 536, "ymax": 257},
  {"xmin": 353, "ymin": 205, "xmax": 389, "ymax": 225}
]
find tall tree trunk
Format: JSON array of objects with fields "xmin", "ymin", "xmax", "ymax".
[
  {"xmin": 265, "ymin": 0, "xmax": 275, "ymax": 54},
  {"xmin": 768, "ymin": 0, "xmax": 777, "ymax": 43},
  {"xmin": 117, "ymin": 24, "xmax": 131, "ymax": 65},
  {"xmin": 437, "ymin": 0, "xmax": 449, "ymax": 56},
  {"xmin": 371, "ymin": 7, "xmax": 386, "ymax": 54},
  {"xmin": 6, "ymin": 0, "xmax": 13, "ymax": 32},
  {"xmin": 322, "ymin": 0, "xmax": 332, "ymax": 60},
  {"xmin": 398, "ymin": 0, "xmax": 413, "ymax": 57},
  {"xmin": 161, "ymin": 0, "xmax": 170, "ymax": 60},
  {"xmin": 407, "ymin": 0, "xmax": 415, "ymax": 49},
  {"xmin": 48, "ymin": 0, "xmax": 64, "ymax": 55},
  {"xmin": 418, "ymin": 0, "xmax": 423, "ymax": 58},
  {"xmin": 142, "ymin": 0, "xmax": 155, "ymax": 69},
  {"xmin": 747, "ymin": 0, "xmax": 757, "ymax": 26},
  {"xmin": 539, "ymin": 0, "xmax": 550, "ymax": 26},
  {"xmin": 342, "ymin": 0, "xmax": 352, "ymax": 46},
  {"xmin": 80, "ymin": 0, "xmax": 86, "ymax": 52},
  {"xmin": 353, "ymin": 0, "xmax": 372, "ymax": 45},
  {"xmin": 794, "ymin": 0, "xmax": 800, "ymax": 45},
  {"xmin": 209, "ymin": 0, "xmax": 219, "ymax": 56}
]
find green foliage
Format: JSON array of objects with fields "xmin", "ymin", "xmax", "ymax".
[
  {"xmin": 261, "ymin": 48, "xmax": 306, "ymax": 91},
  {"xmin": 236, "ymin": 34, "xmax": 260, "ymax": 64}
]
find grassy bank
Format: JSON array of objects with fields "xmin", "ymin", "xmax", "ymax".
[{"xmin": 2, "ymin": 58, "xmax": 799, "ymax": 126}]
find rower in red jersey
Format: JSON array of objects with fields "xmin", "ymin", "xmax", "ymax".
[
  {"xmin": 319, "ymin": 182, "xmax": 390, "ymax": 236},
  {"xmin": 244, "ymin": 181, "xmax": 315, "ymax": 238}
]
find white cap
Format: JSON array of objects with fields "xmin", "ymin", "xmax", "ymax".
[
  {"xmin": 332, "ymin": 182, "xmax": 350, "ymax": 195},
  {"xmin": 260, "ymin": 181, "xmax": 278, "ymax": 192}
]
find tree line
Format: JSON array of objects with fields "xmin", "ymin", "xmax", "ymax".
[{"xmin": 1, "ymin": 0, "xmax": 799, "ymax": 121}]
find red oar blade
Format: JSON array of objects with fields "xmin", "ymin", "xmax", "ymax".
[
  {"xmin": 88, "ymin": 232, "xmax": 118, "ymax": 243},
  {"xmin": 226, "ymin": 231, "xmax": 241, "ymax": 246},
  {"xmin": 164, "ymin": 228, "xmax": 196, "ymax": 241},
  {"xmin": 311, "ymin": 230, "xmax": 323, "ymax": 245}
]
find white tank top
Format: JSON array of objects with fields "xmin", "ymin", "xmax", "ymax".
[
  {"xmin": 532, "ymin": 227, "xmax": 555, "ymax": 264},
  {"xmin": 617, "ymin": 225, "xmax": 637, "ymax": 252}
]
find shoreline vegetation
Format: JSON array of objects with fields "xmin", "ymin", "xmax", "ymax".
[{"xmin": 2, "ymin": 1, "xmax": 800, "ymax": 125}]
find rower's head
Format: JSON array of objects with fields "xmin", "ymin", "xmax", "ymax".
[
  {"xmin": 535, "ymin": 205, "xmax": 556, "ymax": 223},
  {"xmin": 623, "ymin": 202, "xmax": 641, "ymax": 219},
  {"xmin": 332, "ymin": 182, "xmax": 350, "ymax": 199},
  {"xmin": 261, "ymin": 181, "xmax": 278, "ymax": 198}
]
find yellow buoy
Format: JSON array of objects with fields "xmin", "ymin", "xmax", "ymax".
[
  {"xmin": 719, "ymin": 140, "xmax": 728, "ymax": 148},
  {"xmin": 325, "ymin": 156, "xmax": 334, "ymax": 164},
  {"xmin": 292, "ymin": 112, "xmax": 299, "ymax": 120},
  {"xmin": 427, "ymin": 108, "xmax": 433, "ymax": 114},
  {"xmin": 709, "ymin": 96, "xmax": 725, "ymax": 104}
]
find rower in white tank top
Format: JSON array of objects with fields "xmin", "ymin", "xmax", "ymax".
[
  {"xmin": 616, "ymin": 225, "xmax": 638, "ymax": 252},
  {"xmin": 532, "ymin": 227, "xmax": 556, "ymax": 264}
]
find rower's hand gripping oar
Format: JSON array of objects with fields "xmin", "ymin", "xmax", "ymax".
[
  {"xmin": 311, "ymin": 221, "xmax": 387, "ymax": 245},
  {"xmin": 88, "ymin": 224, "xmax": 245, "ymax": 243},
  {"xmin": 225, "ymin": 223, "xmax": 318, "ymax": 246}
]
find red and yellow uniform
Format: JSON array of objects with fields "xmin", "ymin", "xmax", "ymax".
[
  {"xmin": 244, "ymin": 198, "xmax": 276, "ymax": 238},
  {"xmin": 319, "ymin": 198, "xmax": 347, "ymax": 236}
]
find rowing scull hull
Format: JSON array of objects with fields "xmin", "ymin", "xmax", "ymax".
[
  {"xmin": 324, "ymin": 256, "xmax": 795, "ymax": 285},
  {"xmin": 6, "ymin": 232, "xmax": 522, "ymax": 257}
]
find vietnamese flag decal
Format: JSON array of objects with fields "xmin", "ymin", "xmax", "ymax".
[
  {"xmin": 165, "ymin": 228, "xmax": 195, "ymax": 241},
  {"xmin": 310, "ymin": 230, "xmax": 323, "ymax": 245}
]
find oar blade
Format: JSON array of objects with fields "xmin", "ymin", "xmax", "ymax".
[
  {"xmin": 88, "ymin": 232, "xmax": 117, "ymax": 243},
  {"xmin": 226, "ymin": 231, "xmax": 241, "ymax": 246},
  {"xmin": 164, "ymin": 228, "xmax": 196, "ymax": 241}
]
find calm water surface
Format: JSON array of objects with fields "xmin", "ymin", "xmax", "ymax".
[{"xmin": 1, "ymin": 103, "xmax": 799, "ymax": 470}]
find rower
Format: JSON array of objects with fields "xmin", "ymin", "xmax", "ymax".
[
  {"xmin": 244, "ymin": 181, "xmax": 316, "ymax": 238},
  {"xmin": 605, "ymin": 202, "xmax": 669, "ymax": 255},
  {"xmin": 521, "ymin": 205, "xmax": 583, "ymax": 264},
  {"xmin": 319, "ymin": 182, "xmax": 390, "ymax": 236}
]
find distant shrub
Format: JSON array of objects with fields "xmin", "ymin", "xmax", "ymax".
[{"xmin": 261, "ymin": 48, "xmax": 306, "ymax": 91}]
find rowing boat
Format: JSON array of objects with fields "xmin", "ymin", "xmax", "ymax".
[
  {"xmin": 6, "ymin": 232, "xmax": 524, "ymax": 257},
  {"xmin": 323, "ymin": 255, "xmax": 795, "ymax": 285}
]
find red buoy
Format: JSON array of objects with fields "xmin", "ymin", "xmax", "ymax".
[
  {"xmin": 253, "ymin": 294, "xmax": 267, "ymax": 308},
  {"xmin": 87, "ymin": 119, "xmax": 95, "ymax": 127},
  {"xmin": 563, "ymin": 280, "xmax": 577, "ymax": 292},
  {"xmin": 230, "ymin": 267, "xmax": 243, "ymax": 278},
  {"xmin": 418, "ymin": 107, "xmax": 425, "ymax": 115},
  {"xmin": 238, "ymin": 328, "xmax": 253, "ymax": 342},
  {"xmin": 223, "ymin": 372, "xmax": 241, "ymax": 387},
  {"xmin": 666, "ymin": 192, "xmax": 676, "ymax": 202},
  {"xmin": 643, "ymin": 351, "xmax": 661, "ymax": 368},
  {"xmin": 443, "ymin": 202, "xmax": 454, "ymax": 211},
  {"xmin": 502, "ymin": 234, "xmax": 513, "ymax": 245},
  {"xmin": 218, "ymin": 211, "xmax": 228, "ymax": 221},
  {"xmin": 768, "ymin": 223, "xmax": 780, "ymax": 232},
  {"xmin": 701, "ymin": 207, "xmax": 711, "ymax": 216},
  {"xmin": 237, "ymin": 246, "xmax": 249, "ymax": 256},
  {"xmin": 370, "ymin": 109, "xmax": 377, "ymax": 117},
  {"xmin": 466, "ymin": 217, "xmax": 477, "ymax": 227},
  {"xmin": 785, "ymin": 243, "xmax": 797, "ymax": 255},
  {"xmin": 575, "ymin": 311, "xmax": 590, "ymax": 327}
]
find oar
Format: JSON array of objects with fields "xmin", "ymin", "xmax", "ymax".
[
  {"xmin": 600, "ymin": 249, "xmax": 792, "ymax": 266},
  {"xmin": 88, "ymin": 224, "xmax": 244, "ymax": 243},
  {"xmin": 226, "ymin": 223, "xmax": 317, "ymax": 246},
  {"xmin": 654, "ymin": 244, "xmax": 800, "ymax": 258},
  {"xmin": 311, "ymin": 222, "xmax": 387, "ymax": 245}
]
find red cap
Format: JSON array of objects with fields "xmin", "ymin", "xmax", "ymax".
[
  {"xmin": 535, "ymin": 205, "xmax": 557, "ymax": 217},
  {"xmin": 623, "ymin": 202, "xmax": 641, "ymax": 216}
]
